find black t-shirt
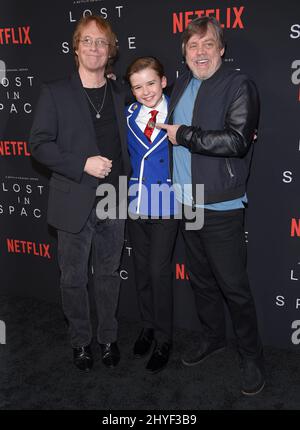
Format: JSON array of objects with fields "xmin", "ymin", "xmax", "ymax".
[{"xmin": 84, "ymin": 84, "xmax": 123, "ymax": 205}]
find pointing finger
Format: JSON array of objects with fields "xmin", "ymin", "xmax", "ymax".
[{"xmin": 156, "ymin": 123, "xmax": 169, "ymax": 130}]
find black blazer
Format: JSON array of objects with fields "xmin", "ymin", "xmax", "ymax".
[{"xmin": 29, "ymin": 72, "xmax": 131, "ymax": 233}]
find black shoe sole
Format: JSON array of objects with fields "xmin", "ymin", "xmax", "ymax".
[
  {"xmin": 102, "ymin": 358, "xmax": 120, "ymax": 368},
  {"xmin": 146, "ymin": 361, "xmax": 168, "ymax": 374},
  {"xmin": 241, "ymin": 380, "xmax": 265, "ymax": 396},
  {"xmin": 74, "ymin": 364, "xmax": 93, "ymax": 372},
  {"xmin": 103, "ymin": 363, "xmax": 118, "ymax": 369},
  {"xmin": 181, "ymin": 346, "xmax": 226, "ymax": 367},
  {"xmin": 133, "ymin": 349, "xmax": 152, "ymax": 359}
]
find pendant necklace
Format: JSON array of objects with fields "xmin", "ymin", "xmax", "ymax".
[{"xmin": 83, "ymin": 81, "xmax": 107, "ymax": 119}]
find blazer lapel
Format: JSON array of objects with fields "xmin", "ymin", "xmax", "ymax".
[
  {"xmin": 127, "ymin": 103, "xmax": 150, "ymax": 150},
  {"xmin": 109, "ymin": 79, "xmax": 126, "ymax": 146},
  {"xmin": 167, "ymin": 71, "xmax": 192, "ymax": 122},
  {"xmin": 152, "ymin": 96, "xmax": 169, "ymax": 146},
  {"xmin": 109, "ymin": 79, "xmax": 131, "ymax": 173}
]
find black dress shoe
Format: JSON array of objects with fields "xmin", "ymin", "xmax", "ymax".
[
  {"xmin": 240, "ymin": 356, "xmax": 266, "ymax": 396},
  {"xmin": 100, "ymin": 342, "xmax": 120, "ymax": 368},
  {"xmin": 181, "ymin": 340, "xmax": 226, "ymax": 366},
  {"xmin": 133, "ymin": 328, "xmax": 154, "ymax": 358},
  {"xmin": 146, "ymin": 341, "xmax": 172, "ymax": 373},
  {"xmin": 73, "ymin": 345, "xmax": 93, "ymax": 372}
]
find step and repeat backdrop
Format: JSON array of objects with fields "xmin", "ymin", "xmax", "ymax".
[{"xmin": 1, "ymin": 0, "xmax": 300, "ymax": 349}]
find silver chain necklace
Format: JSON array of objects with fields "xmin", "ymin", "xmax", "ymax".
[{"xmin": 83, "ymin": 81, "xmax": 107, "ymax": 119}]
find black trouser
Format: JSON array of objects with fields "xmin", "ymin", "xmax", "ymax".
[
  {"xmin": 57, "ymin": 209, "xmax": 125, "ymax": 348},
  {"xmin": 127, "ymin": 217, "xmax": 179, "ymax": 344},
  {"xmin": 181, "ymin": 207, "xmax": 263, "ymax": 359}
]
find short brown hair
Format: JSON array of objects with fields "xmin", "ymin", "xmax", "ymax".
[
  {"xmin": 72, "ymin": 15, "xmax": 118, "ymax": 69},
  {"xmin": 182, "ymin": 16, "xmax": 225, "ymax": 56},
  {"xmin": 126, "ymin": 56, "xmax": 165, "ymax": 84}
]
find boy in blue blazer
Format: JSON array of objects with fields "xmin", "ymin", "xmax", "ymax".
[{"xmin": 125, "ymin": 57, "xmax": 178, "ymax": 373}]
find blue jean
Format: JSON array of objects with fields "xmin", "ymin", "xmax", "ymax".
[{"xmin": 57, "ymin": 209, "xmax": 125, "ymax": 347}]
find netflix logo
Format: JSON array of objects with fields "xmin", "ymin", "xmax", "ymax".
[
  {"xmin": 6, "ymin": 239, "xmax": 51, "ymax": 258},
  {"xmin": 291, "ymin": 218, "xmax": 300, "ymax": 237},
  {"xmin": 0, "ymin": 26, "xmax": 31, "ymax": 45},
  {"xmin": 0, "ymin": 140, "xmax": 30, "ymax": 157},
  {"xmin": 173, "ymin": 6, "xmax": 245, "ymax": 34},
  {"xmin": 175, "ymin": 263, "xmax": 189, "ymax": 281}
]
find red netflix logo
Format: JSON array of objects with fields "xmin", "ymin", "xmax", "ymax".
[
  {"xmin": 291, "ymin": 218, "xmax": 300, "ymax": 237},
  {"xmin": 7, "ymin": 239, "xmax": 51, "ymax": 258},
  {"xmin": 175, "ymin": 263, "xmax": 189, "ymax": 280},
  {"xmin": 173, "ymin": 6, "xmax": 245, "ymax": 33},
  {"xmin": 0, "ymin": 26, "xmax": 31, "ymax": 45},
  {"xmin": 0, "ymin": 140, "xmax": 30, "ymax": 157}
]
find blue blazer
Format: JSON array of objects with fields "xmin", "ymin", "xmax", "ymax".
[{"xmin": 125, "ymin": 97, "xmax": 177, "ymax": 217}]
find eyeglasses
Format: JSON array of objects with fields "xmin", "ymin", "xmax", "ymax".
[{"xmin": 80, "ymin": 37, "xmax": 110, "ymax": 48}]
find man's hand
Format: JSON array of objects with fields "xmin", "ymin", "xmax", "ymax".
[
  {"xmin": 84, "ymin": 156, "xmax": 112, "ymax": 179},
  {"xmin": 156, "ymin": 123, "xmax": 181, "ymax": 145}
]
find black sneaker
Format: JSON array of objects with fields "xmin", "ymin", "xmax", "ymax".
[{"xmin": 240, "ymin": 357, "xmax": 265, "ymax": 396}]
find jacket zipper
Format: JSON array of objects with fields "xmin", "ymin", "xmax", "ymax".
[{"xmin": 226, "ymin": 158, "xmax": 234, "ymax": 178}]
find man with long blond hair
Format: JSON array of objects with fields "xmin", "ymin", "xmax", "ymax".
[{"xmin": 30, "ymin": 16, "xmax": 131, "ymax": 372}]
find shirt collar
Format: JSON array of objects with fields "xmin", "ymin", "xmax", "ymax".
[{"xmin": 192, "ymin": 75, "xmax": 202, "ymax": 83}]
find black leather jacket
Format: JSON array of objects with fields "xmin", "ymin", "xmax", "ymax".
[{"xmin": 168, "ymin": 64, "xmax": 260, "ymax": 204}]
